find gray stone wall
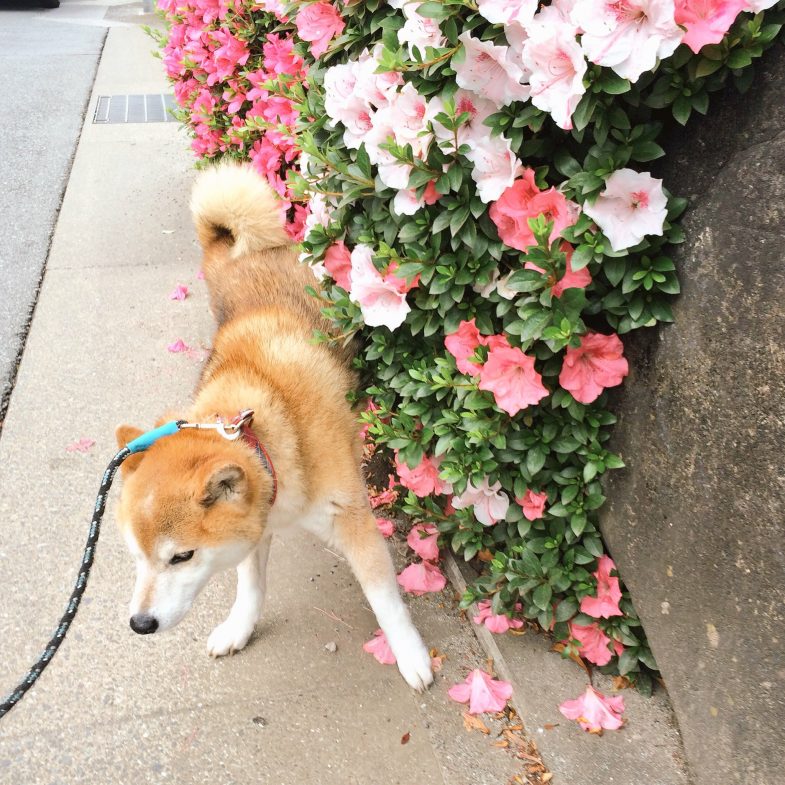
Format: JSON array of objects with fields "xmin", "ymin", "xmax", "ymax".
[{"xmin": 600, "ymin": 40, "xmax": 785, "ymax": 785}]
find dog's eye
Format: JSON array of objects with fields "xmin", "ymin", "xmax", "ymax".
[{"xmin": 169, "ymin": 550, "xmax": 195, "ymax": 565}]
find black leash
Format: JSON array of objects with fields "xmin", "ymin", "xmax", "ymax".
[
  {"xmin": 0, "ymin": 446, "xmax": 130, "ymax": 719},
  {"xmin": 0, "ymin": 410, "xmax": 266, "ymax": 721}
]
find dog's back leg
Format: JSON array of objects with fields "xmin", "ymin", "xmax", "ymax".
[{"xmin": 331, "ymin": 506, "xmax": 434, "ymax": 691}]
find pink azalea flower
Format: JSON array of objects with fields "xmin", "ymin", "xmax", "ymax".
[
  {"xmin": 479, "ymin": 345, "xmax": 549, "ymax": 416},
  {"xmin": 349, "ymin": 244, "xmax": 410, "ymax": 330},
  {"xmin": 407, "ymin": 523, "xmax": 440, "ymax": 563},
  {"xmin": 580, "ymin": 555, "xmax": 624, "ymax": 618},
  {"xmin": 477, "ymin": 0, "xmax": 538, "ymax": 24},
  {"xmin": 398, "ymin": 3, "xmax": 446, "ymax": 57},
  {"xmin": 397, "ymin": 561, "xmax": 447, "ymax": 595},
  {"xmin": 395, "ymin": 453, "xmax": 451, "ymax": 498},
  {"xmin": 66, "ymin": 437, "xmax": 96, "ymax": 453},
  {"xmin": 516, "ymin": 489, "xmax": 548, "ymax": 521},
  {"xmin": 452, "ymin": 477, "xmax": 510, "ymax": 526},
  {"xmin": 168, "ymin": 284, "xmax": 189, "ymax": 301},
  {"xmin": 323, "ymin": 241, "xmax": 352, "ymax": 290},
  {"xmin": 559, "ymin": 332, "xmax": 629, "ymax": 404},
  {"xmin": 674, "ymin": 0, "xmax": 746, "ymax": 53},
  {"xmin": 295, "ymin": 1, "xmax": 345, "ymax": 59},
  {"xmin": 445, "ymin": 319, "xmax": 484, "ymax": 376},
  {"xmin": 375, "ymin": 517, "xmax": 395, "ymax": 538},
  {"xmin": 167, "ymin": 339, "xmax": 191, "ymax": 353},
  {"xmin": 571, "ymin": 0, "xmax": 683, "ymax": 82},
  {"xmin": 490, "ymin": 170, "xmax": 578, "ymax": 252},
  {"xmin": 363, "ymin": 629, "xmax": 397, "ymax": 665},
  {"xmin": 583, "ymin": 168, "xmax": 668, "ymax": 252},
  {"xmin": 454, "ymin": 32, "xmax": 530, "ymax": 108},
  {"xmin": 263, "ymin": 33, "xmax": 305, "ymax": 77},
  {"xmin": 473, "ymin": 600, "xmax": 525, "ymax": 634},
  {"xmin": 559, "ymin": 686, "xmax": 625, "ymax": 732},
  {"xmin": 569, "ymin": 622, "xmax": 617, "ymax": 666},
  {"xmin": 525, "ymin": 243, "xmax": 592, "ymax": 298},
  {"xmin": 521, "ymin": 25, "xmax": 587, "ymax": 130},
  {"xmin": 448, "ymin": 669, "xmax": 514, "ymax": 714},
  {"xmin": 465, "ymin": 133, "xmax": 522, "ymax": 203},
  {"xmin": 432, "ymin": 89, "xmax": 496, "ymax": 152}
]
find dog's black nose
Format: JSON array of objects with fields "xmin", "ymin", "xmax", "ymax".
[{"xmin": 129, "ymin": 614, "xmax": 159, "ymax": 635}]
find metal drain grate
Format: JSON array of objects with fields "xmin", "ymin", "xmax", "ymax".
[{"xmin": 93, "ymin": 95, "xmax": 177, "ymax": 124}]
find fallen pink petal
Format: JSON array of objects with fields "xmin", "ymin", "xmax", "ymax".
[
  {"xmin": 168, "ymin": 284, "xmax": 190, "ymax": 301},
  {"xmin": 196, "ymin": 269, "xmax": 205, "ymax": 280},
  {"xmin": 375, "ymin": 517, "xmax": 395, "ymax": 538},
  {"xmin": 559, "ymin": 685, "xmax": 625, "ymax": 733},
  {"xmin": 362, "ymin": 629, "xmax": 396, "ymax": 665},
  {"xmin": 167, "ymin": 339, "xmax": 191, "ymax": 353},
  {"xmin": 397, "ymin": 561, "xmax": 446, "ymax": 596},
  {"xmin": 406, "ymin": 523, "xmax": 439, "ymax": 562},
  {"xmin": 448, "ymin": 669, "xmax": 513, "ymax": 714},
  {"xmin": 65, "ymin": 437, "xmax": 96, "ymax": 453},
  {"xmin": 473, "ymin": 600, "xmax": 524, "ymax": 634}
]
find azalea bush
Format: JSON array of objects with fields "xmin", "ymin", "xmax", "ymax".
[{"xmin": 154, "ymin": 0, "xmax": 784, "ymax": 693}]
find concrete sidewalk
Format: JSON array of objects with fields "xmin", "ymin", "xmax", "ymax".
[{"xmin": 0, "ymin": 23, "xmax": 527, "ymax": 785}]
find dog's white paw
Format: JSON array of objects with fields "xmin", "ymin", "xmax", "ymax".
[
  {"xmin": 395, "ymin": 639, "xmax": 434, "ymax": 692},
  {"xmin": 207, "ymin": 619, "xmax": 255, "ymax": 658}
]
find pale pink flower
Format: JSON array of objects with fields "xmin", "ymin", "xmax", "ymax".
[
  {"xmin": 376, "ymin": 518, "xmax": 395, "ymax": 538},
  {"xmin": 392, "ymin": 181, "xmax": 440, "ymax": 216},
  {"xmin": 582, "ymin": 168, "xmax": 668, "ymax": 251},
  {"xmin": 477, "ymin": 0, "xmax": 538, "ymax": 24},
  {"xmin": 559, "ymin": 685, "xmax": 625, "ymax": 732},
  {"xmin": 448, "ymin": 669, "xmax": 514, "ymax": 714},
  {"xmin": 432, "ymin": 89, "xmax": 496, "ymax": 152},
  {"xmin": 295, "ymin": 1, "xmax": 345, "ymax": 59},
  {"xmin": 398, "ymin": 3, "xmax": 446, "ymax": 57},
  {"xmin": 465, "ymin": 133, "xmax": 522, "ymax": 203},
  {"xmin": 445, "ymin": 318, "xmax": 484, "ymax": 376},
  {"xmin": 407, "ymin": 523, "xmax": 440, "ymax": 562},
  {"xmin": 452, "ymin": 477, "xmax": 510, "ymax": 526},
  {"xmin": 397, "ymin": 561, "xmax": 447, "ymax": 595},
  {"xmin": 559, "ymin": 331, "xmax": 628, "ymax": 404},
  {"xmin": 490, "ymin": 170, "xmax": 578, "ymax": 251},
  {"xmin": 168, "ymin": 284, "xmax": 189, "ymax": 301},
  {"xmin": 516, "ymin": 489, "xmax": 548, "ymax": 521},
  {"xmin": 580, "ymin": 555, "xmax": 624, "ymax": 618},
  {"xmin": 569, "ymin": 622, "xmax": 617, "ymax": 666},
  {"xmin": 324, "ymin": 241, "xmax": 352, "ymax": 290},
  {"xmin": 674, "ymin": 0, "xmax": 745, "ymax": 53},
  {"xmin": 479, "ymin": 345, "xmax": 549, "ymax": 416},
  {"xmin": 66, "ymin": 437, "xmax": 96, "ymax": 453},
  {"xmin": 521, "ymin": 26, "xmax": 587, "ymax": 130},
  {"xmin": 349, "ymin": 245, "xmax": 411, "ymax": 330},
  {"xmin": 473, "ymin": 600, "xmax": 525, "ymax": 634},
  {"xmin": 395, "ymin": 453, "xmax": 451, "ymax": 497},
  {"xmin": 363, "ymin": 629, "xmax": 397, "ymax": 665},
  {"xmin": 744, "ymin": 0, "xmax": 778, "ymax": 9},
  {"xmin": 167, "ymin": 339, "xmax": 191, "ymax": 353},
  {"xmin": 571, "ymin": 0, "xmax": 683, "ymax": 82},
  {"xmin": 454, "ymin": 32, "xmax": 530, "ymax": 108}
]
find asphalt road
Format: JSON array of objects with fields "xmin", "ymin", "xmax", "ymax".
[{"xmin": 0, "ymin": 1, "xmax": 105, "ymax": 423}]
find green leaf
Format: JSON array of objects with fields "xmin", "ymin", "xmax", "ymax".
[{"xmin": 532, "ymin": 582, "xmax": 553, "ymax": 611}]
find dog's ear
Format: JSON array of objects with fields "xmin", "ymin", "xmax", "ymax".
[
  {"xmin": 201, "ymin": 463, "xmax": 247, "ymax": 506},
  {"xmin": 115, "ymin": 425, "xmax": 145, "ymax": 475}
]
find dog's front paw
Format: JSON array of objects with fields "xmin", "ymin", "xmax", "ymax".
[
  {"xmin": 395, "ymin": 639, "xmax": 434, "ymax": 692},
  {"xmin": 207, "ymin": 619, "xmax": 255, "ymax": 658}
]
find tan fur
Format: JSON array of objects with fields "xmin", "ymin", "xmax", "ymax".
[{"xmin": 116, "ymin": 163, "xmax": 432, "ymax": 688}]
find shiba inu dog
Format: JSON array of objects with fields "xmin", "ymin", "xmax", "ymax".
[{"xmin": 115, "ymin": 163, "xmax": 433, "ymax": 691}]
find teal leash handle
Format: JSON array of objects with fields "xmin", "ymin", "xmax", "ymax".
[
  {"xmin": 126, "ymin": 420, "xmax": 184, "ymax": 453},
  {"xmin": 0, "ymin": 419, "xmax": 185, "ymax": 720}
]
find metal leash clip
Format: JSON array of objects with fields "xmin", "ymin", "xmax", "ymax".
[{"xmin": 178, "ymin": 409, "xmax": 255, "ymax": 442}]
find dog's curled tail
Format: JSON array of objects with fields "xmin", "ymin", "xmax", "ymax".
[{"xmin": 190, "ymin": 162, "xmax": 291, "ymax": 259}]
